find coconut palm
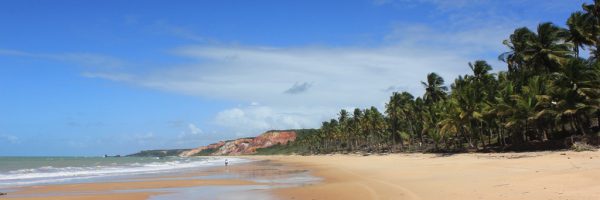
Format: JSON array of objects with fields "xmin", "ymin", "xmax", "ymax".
[
  {"xmin": 501, "ymin": 23, "xmax": 572, "ymax": 77},
  {"xmin": 291, "ymin": 4, "xmax": 600, "ymax": 154},
  {"xmin": 546, "ymin": 59, "xmax": 600, "ymax": 135},
  {"xmin": 567, "ymin": 12, "xmax": 594, "ymax": 58},
  {"xmin": 422, "ymin": 73, "xmax": 448, "ymax": 105},
  {"xmin": 499, "ymin": 27, "xmax": 535, "ymax": 76}
]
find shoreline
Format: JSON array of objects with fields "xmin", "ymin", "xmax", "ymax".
[
  {"xmin": 1, "ymin": 159, "xmax": 316, "ymax": 200},
  {"xmin": 2, "ymin": 151, "xmax": 599, "ymax": 199}
]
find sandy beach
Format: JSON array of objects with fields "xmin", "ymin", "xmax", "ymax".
[
  {"xmin": 3, "ymin": 151, "xmax": 600, "ymax": 200},
  {"xmin": 270, "ymin": 151, "xmax": 600, "ymax": 200}
]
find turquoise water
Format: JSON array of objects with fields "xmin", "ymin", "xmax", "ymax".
[{"xmin": 0, "ymin": 156, "xmax": 244, "ymax": 188}]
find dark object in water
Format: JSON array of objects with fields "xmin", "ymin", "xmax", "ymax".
[{"xmin": 0, "ymin": 192, "xmax": 7, "ymax": 196}]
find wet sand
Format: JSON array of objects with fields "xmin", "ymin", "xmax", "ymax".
[
  {"xmin": 2, "ymin": 159, "xmax": 317, "ymax": 200},
  {"xmin": 269, "ymin": 151, "xmax": 600, "ymax": 200},
  {"xmin": 1, "ymin": 192, "xmax": 160, "ymax": 200}
]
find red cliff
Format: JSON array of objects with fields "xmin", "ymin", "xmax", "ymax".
[
  {"xmin": 178, "ymin": 141, "xmax": 225, "ymax": 157},
  {"xmin": 179, "ymin": 130, "xmax": 297, "ymax": 157}
]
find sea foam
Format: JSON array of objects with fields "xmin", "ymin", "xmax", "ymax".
[{"xmin": 0, "ymin": 157, "xmax": 248, "ymax": 188}]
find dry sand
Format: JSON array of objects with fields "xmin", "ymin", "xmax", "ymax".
[{"xmin": 269, "ymin": 151, "xmax": 600, "ymax": 200}]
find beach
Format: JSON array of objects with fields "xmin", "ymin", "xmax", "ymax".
[
  {"xmin": 2, "ymin": 151, "xmax": 600, "ymax": 199},
  {"xmin": 0, "ymin": 157, "xmax": 317, "ymax": 200},
  {"xmin": 271, "ymin": 151, "xmax": 600, "ymax": 200}
]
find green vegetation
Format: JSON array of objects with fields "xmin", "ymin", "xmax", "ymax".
[
  {"xmin": 292, "ymin": 3, "xmax": 600, "ymax": 154},
  {"xmin": 255, "ymin": 143, "xmax": 304, "ymax": 155},
  {"xmin": 193, "ymin": 147, "xmax": 219, "ymax": 156},
  {"xmin": 127, "ymin": 149, "xmax": 190, "ymax": 157},
  {"xmin": 251, "ymin": 129, "xmax": 319, "ymax": 155}
]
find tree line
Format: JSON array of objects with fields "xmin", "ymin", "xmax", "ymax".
[{"xmin": 295, "ymin": 1, "xmax": 600, "ymax": 154}]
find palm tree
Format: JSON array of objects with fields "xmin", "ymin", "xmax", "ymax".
[
  {"xmin": 567, "ymin": 12, "xmax": 594, "ymax": 58},
  {"xmin": 292, "ymin": 4, "xmax": 600, "ymax": 154},
  {"xmin": 489, "ymin": 71, "xmax": 516, "ymax": 146},
  {"xmin": 503, "ymin": 76, "xmax": 548, "ymax": 143},
  {"xmin": 437, "ymin": 99, "xmax": 465, "ymax": 150},
  {"xmin": 547, "ymin": 58, "xmax": 600, "ymax": 135},
  {"xmin": 582, "ymin": 0, "xmax": 600, "ymax": 58},
  {"xmin": 350, "ymin": 108, "xmax": 364, "ymax": 150},
  {"xmin": 422, "ymin": 73, "xmax": 448, "ymax": 105},
  {"xmin": 413, "ymin": 97, "xmax": 426, "ymax": 146},
  {"xmin": 527, "ymin": 23, "xmax": 572, "ymax": 73},
  {"xmin": 499, "ymin": 27, "xmax": 535, "ymax": 76},
  {"xmin": 338, "ymin": 109, "xmax": 350, "ymax": 150},
  {"xmin": 386, "ymin": 92, "xmax": 402, "ymax": 150},
  {"xmin": 469, "ymin": 60, "xmax": 493, "ymax": 80},
  {"xmin": 501, "ymin": 23, "xmax": 572, "ymax": 76}
]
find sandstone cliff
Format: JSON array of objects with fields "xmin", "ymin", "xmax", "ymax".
[
  {"xmin": 178, "ymin": 141, "xmax": 225, "ymax": 157},
  {"xmin": 179, "ymin": 130, "xmax": 297, "ymax": 157}
]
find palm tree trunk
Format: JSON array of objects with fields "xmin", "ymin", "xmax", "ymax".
[
  {"xmin": 596, "ymin": 111, "xmax": 600, "ymax": 129},
  {"xmin": 577, "ymin": 118, "xmax": 588, "ymax": 136},
  {"xmin": 488, "ymin": 129, "xmax": 493, "ymax": 146},
  {"xmin": 523, "ymin": 121, "xmax": 528, "ymax": 143},
  {"xmin": 497, "ymin": 127, "xmax": 502, "ymax": 146}
]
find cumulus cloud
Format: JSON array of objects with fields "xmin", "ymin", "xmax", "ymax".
[{"xmin": 214, "ymin": 105, "xmax": 331, "ymax": 136}]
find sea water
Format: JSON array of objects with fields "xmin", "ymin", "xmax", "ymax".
[{"xmin": 0, "ymin": 156, "xmax": 246, "ymax": 188}]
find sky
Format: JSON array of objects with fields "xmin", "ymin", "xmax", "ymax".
[{"xmin": 0, "ymin": 0, "xmax": 589, "ymax": 156}]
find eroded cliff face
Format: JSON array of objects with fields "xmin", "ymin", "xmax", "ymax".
[
  {"xmin": 212, "ymin": 138, "xmax": 254, "ymax": 156},
  {"xmin": 178, "ymin": 141, "xmax": 225, "ymax": 157},
  {"xmin": 249, "ymin": 131, "xmax": 296, "ymax": 151},
  {"xmin": 179, "ymin": 130, "xmax": 297, "ymax": 157}
]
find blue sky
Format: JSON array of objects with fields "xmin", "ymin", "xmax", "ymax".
[{"xmin": 0, "ymin": 0, "xmax": 588, "ymax": 156}]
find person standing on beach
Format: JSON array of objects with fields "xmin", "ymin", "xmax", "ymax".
[{"xmin": 225, "ymin": 159, "xmax": 229, "ymax": 166}]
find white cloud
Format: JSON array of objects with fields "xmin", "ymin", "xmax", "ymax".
[
  {"xmin": 80, "ymin": 30, "xmax": 503, "ymax": 134},
  {"xmin": 81, "ymin": 72, "xmax": 134, "ymax": 81},
  {"xmin": 215, "ymin": 106, "xmax": 330, "ymax": 136},
  {"xmin": 20, "ymin": 0, "xmax": 582, "ymax": 136},
  {"xmin": 175, "ymin": 123, "xmax": 205, "ymax": 144},
  {"xmin": 187, "ymin": 123, "xmax": 202, "ymax": 135}
]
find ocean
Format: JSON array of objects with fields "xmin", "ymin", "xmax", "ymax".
[{"xmin": 0, "ymin": 156, "xmax": 245, "ymax": 189}]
